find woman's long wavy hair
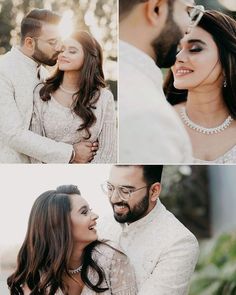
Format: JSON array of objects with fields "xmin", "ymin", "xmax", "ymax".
[
  {"xmin": 7, "ymin": 185, "xmax": 109, "ymax": 294},
  {"xmin": 164, "ymin": 10, "xmax": 236, "ymax": 119},
  {"xmin": 39, "ymin": 31, "xmax": 106, "ymax": 139}
]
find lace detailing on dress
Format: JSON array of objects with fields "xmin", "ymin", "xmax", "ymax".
[
  {"xmin": 30, "ymin": 88, "xmax": 117, "ymax": 163},
  {"xmin": 55, "ymin": 242, "xmax": 137, "ymax": 295},
  {"xmin": 194, "ymin": 145, "xmax": 236, "ymax": 164}
]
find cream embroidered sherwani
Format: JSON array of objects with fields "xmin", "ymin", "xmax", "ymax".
[
  {"xmin": 119, "ymin": 41, "xmax": 193, "ymax": 163},
  {"xmin": 99, "ymin": 200, "xmax": 199, "ymax": 295},
  {"xmin": 0, "ymin": 47, "xmax": 72, "ymax": 163}
]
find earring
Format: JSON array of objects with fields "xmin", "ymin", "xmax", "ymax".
[{"xmin": 223, "ymin": 80, "xmax": 227, "ymax": 88}]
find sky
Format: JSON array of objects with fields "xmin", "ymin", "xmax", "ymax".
[{"xmin": 0, "ymin": 165, "xmax": 113, "ymax": 249}]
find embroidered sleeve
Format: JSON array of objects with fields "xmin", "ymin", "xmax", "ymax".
[{"xmin": 91, "ymin": 89, "xmax": 117, "ymax": 163}]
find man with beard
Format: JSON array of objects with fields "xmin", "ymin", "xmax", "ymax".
[
  {"xmin": 100, "ymin": 165, "xmax": 199, "ymax": 295},
  {"xmin": 119, "ymin": 0, "xmax": 198, "ymax": 163},
  {"xmin": 0, "ymin": 9, "xmax": 98, "ymax": 163}
]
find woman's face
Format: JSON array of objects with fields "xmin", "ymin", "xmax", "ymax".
[
  {"xmin": 172, "ymin": 26, "xmax": 223, "ymax": 90},
  {"xmin": 57, "ymin": 38, "xmax": 84, "ymax": 71},
  {"xmin": 70, "ymin": 194, "xmax": 98, "ymax": 247}
]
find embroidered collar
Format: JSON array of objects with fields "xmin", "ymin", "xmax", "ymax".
[
  {"xmin": 121, "ymin": 199, "xmax": 162, "ymax": 233},
  {"xmin": 11, "ymin": 47, "xmax": 40, "ymax": 71}
]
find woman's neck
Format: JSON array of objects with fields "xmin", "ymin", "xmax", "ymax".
[
  {"xmin": 61, "ymin": 71, "xmax": 81, "ymax": 91},
  {"xmin": 186, "ymin": 88, "xmax": 229, "ymax": 127},
  {"xmin": 69, "ymin": 244, "xmax": 85, "ymax": 269}
]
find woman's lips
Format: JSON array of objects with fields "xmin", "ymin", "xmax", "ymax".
[
  {"xmin": 58, "ymin": 58, "xmax": 70, "ymax": 64},
  {"xmin": 175, "ymin": 68, "xmax": 194, "ymax": 77}
]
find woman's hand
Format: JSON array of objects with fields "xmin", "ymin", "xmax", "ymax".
[{"xmin": 73, "ymin": 141, "xmax": 99, "ymax": 163}]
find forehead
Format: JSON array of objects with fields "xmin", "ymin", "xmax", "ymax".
[
  {"xmin": 109, "ymin": 166, "xmax": 145, "ymax": 186},
  {"xmin": 181, "ymin": 26, "xmax": 215, "ymax": 46},
  {"xmin": 62, "ymin": 38, "xmax": 82, "ymax": 49},
  {"xmin": 69, "ymin": 194, "xmax": 88, "ymax": 210},
  {"xmin": 40, "ymin": 23, "xmax": 60, "ymax": 39}
]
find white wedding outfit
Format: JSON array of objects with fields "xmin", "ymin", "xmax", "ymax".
[
  {"xmin": 30, "ymin": 87, "xmax": 117, "ymax": 163},
  {"xmin": 98, "ymin": 200, "xmax": 199, "ymax": 295},
  {"xmin": 119, "ymin": 41, "xmax": 193, "ymax": 163},
  {"xmin": 0, "ymin": 47, "xmax": 73, "ymax": 163},
  {"xmin": 194, "ymin": 145, "xmax": 236, "ymax": 163},
  {"xmin": 55, "ymin": 242, "xmax": 137, "ymax": 295}
]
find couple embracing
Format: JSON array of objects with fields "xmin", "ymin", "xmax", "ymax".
[
  {"xmin": 0, "ymin": 9, "xmax": 116, "ymax": 164},
  {"xmin": 119, "ymin": 0, "xmax": 236, "ymax": 164},
  {"xmin": 8, "ymin": 165, "xmax": 199, "ymax": 295}
]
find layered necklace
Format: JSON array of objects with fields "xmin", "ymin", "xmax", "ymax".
[
  {"xmin": 59, "ymin": 85, "xmax": 79, "ymax": 95},
  {"xmin": 180, "ymin": 107, "xmax": 233, "ymax": 135},
  {"xmin": 68, "ymin": 265, "xmax": 83, "ymax": 275}
]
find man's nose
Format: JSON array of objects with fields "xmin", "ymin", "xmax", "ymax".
[
  {"xmin": 110, "ymin": 188, "xmax": 122, "ymax": 203},
  {"xmin": 55, "ymin": 41, "xmax": 63, "ymax": 52}
]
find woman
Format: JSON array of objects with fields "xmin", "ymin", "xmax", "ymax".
[
  {"xmin": 164, "ymin": 10, "xmax": 236, "ymax": 163},
  {"xmin": 7, "ymin": 185, "xmax": 137, "ymax": 295},
  {"xmin": 30, "ymin": 31, "xmax": 116, "ymax": 163}
]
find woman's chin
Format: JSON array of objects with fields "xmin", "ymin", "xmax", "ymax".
[{"xmin": 174, "ymin": 81, "xmax": 189, "ymax": 90}]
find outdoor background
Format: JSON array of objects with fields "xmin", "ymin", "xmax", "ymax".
[
  {"xmin": 1, "ymin": 165, "xmax": 236, "ymax": 294},
  {"xmin": 0, "ymin": 0, "xmax": 117, "ymax": 98}
]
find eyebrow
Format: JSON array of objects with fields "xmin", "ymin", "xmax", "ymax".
[
  {"xmin": 68, "ymin": 46, "xmax": 79, "ymax": 50},
  {"xmin": 78, "ymin": 205, "xmax": 88, "ymax": 212},
  {"xmin": 187, "ymin": 39, "xmax": 207, "ymax": 45},
  {"xmin": 107, "ymin": 182, "xmax": 135, "ymax": 189}
]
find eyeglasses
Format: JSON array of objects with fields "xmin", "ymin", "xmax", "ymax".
[
  {"xmin": 101, "ymin": 182, "xmax": 148, "ymax": 202},
  {"xmin": 33, "ymin": 37, "xmax": 61, "ymax": 47}
]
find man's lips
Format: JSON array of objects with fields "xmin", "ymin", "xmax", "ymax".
[{"xmin": 113, "ymin": 203, "xmax": 129, "ymax": 214}]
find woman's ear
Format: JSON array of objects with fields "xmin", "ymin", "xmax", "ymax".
[{"xmin": 149, "ymin": 182, "xmax": 161, "ymax": 202}]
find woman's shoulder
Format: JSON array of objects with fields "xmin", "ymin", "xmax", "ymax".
[
  {"xmin": 93, "ymin": 240, "xmax": 127, "ymax": 262},
  {"xmin": 98, "ymin": 87, "xmax": 114, "ymax": 103}
]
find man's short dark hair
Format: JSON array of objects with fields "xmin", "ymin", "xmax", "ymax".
[
  {"xmin": 20, "ymin": 8, "xmax": 61, "ymax": 43},
  {"xmin": 114, "ymin": 165, "xmax": 163, "ymax": 184},
  {"xmin": 142, "ymin": 165, "xmax": 163, "ymax": 185}
]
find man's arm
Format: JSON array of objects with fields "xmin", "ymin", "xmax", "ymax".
[
  {"xmin": 0, "ymin": 72, "xmax": 73, "ymax": 163},
  {"xmin": 137, "ymin": 235, "xmax": 199, "ymax": 295}
]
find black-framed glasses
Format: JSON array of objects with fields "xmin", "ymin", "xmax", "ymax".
[{"xmin": 101, "ymin": 182, "xmax": 148, "ymax": 202}]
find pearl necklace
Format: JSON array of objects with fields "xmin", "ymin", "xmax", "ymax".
[
  {"xmin": 59, "ymin": 85, "xmax": 79, "ymax": 95},
  {"xmin": 180, "ymin": 107, "xmax": 233, "ymax": 135},
  {"xmin": 68, "ymin": 265, "xmax": 82, "ymax": 275}
]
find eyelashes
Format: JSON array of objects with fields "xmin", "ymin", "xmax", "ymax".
[{"xmin": 176, "ymin": 47, "xmax": 203, "ymax": 55}]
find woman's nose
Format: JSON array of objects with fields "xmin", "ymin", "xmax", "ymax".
[
  {"xmin": 176, "ymin": 50, "xmax": 187, "ymax": 63},
  {"xmin": 92, "ymin": 212, "xmax": 99, "ymax": 220}
]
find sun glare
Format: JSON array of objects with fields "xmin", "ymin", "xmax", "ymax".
[{"xmin": 59, "ymin": 10, "xmax": 74, "ymax": 39}]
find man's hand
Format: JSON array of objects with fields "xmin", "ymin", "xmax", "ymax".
[{"xmin": 73, "ymin": 141, "xmax": 99, "ymax": 163}]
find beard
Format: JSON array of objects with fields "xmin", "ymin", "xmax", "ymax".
[
  {"xmin": 32, "ymin": 42, "xmax": 58, "ymax": 66},
  {"xmin": 112, "ymin": 194, "xmax": 149, "ymax": 224},
  {"xmin": 152, "ymin": 11, "xmax": 183, "ymax": 68}
]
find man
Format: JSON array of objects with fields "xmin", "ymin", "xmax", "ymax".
[
  {"xmin": 0, "ymin": 9, "xmax": 97, "ymax": 163},
  {"xmin": 100, "ymin": 165, "xmax": 199, "ymax": 295},
  {"xmin": 119, "ymin": 0, "xmax": 198, "ymax": 163}
]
